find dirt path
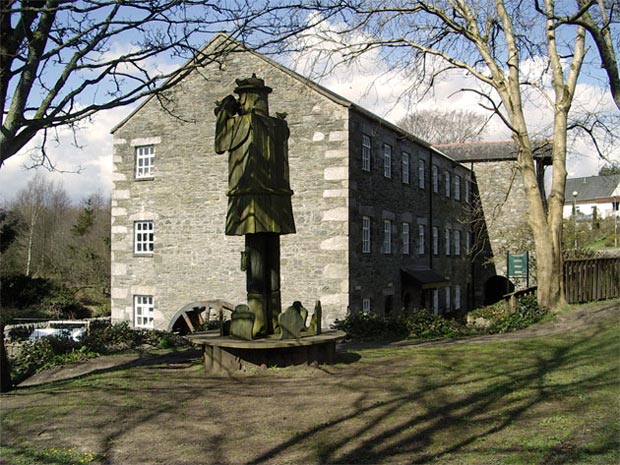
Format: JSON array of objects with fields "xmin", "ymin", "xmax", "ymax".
[{"xmin": 18, "ymin": 300, "xmax": 619, "ymax": 388}]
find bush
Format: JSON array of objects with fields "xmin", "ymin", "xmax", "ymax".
[
  {"xmin": 402, "ymin": 310, "xmax": 470, "ymax": 339},
  {"xmin": 333, "ymin": 310, "xmax": 470, "ymax": 341},
  {"xmin": 467, "ymin": 300, "xmax": 505, "ymax": 322},
  {"xmin": 9, "ymin": 322, "xmax": 189, "ymax": 385},
  {"xmin": 332, "ymin": 312, "xmax": 408, "ymax": 340},
  {"xmin": 490, "ymin": 295, "xmax": 549, "ymax": 334},
  {"xmin": 9, "ymin": 335, "xmax": 88, "ymax": 384},
  {"xmin": 43, "ymin": 287, "xmax": 91, "ymax": 320},
  {"xmin": 80, "ymin": 322, "xmax": 188, "ymax": 354}
]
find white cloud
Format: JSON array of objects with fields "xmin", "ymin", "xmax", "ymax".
[
  {"xmin": 285, "ymin": 19, "xmax": 619, "ymax": 177},
  {"xmin": 2, "ymin": 26, "xmax": 618, "ymax": 206},
  {"xmin": 0, "ymin": 106, "xmax": 129, "ymax": 204}
]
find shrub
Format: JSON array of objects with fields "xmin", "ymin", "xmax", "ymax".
[
  {"xmin": 9, "ymin": 335, "xmax": 86, "ymax": 384},
  {"xmin": 333, "ymin": 310, "xmax": 470, "ymax": 341},
  {"xmin": 332, "ymin": 312, "xmax": 408, "ymax": 340},
  {"xmin": 467, "ymin": 300, "xmax": 505, "ymax": 322},
  {"xmin": 490, "ymin": 295, "xmax": 549, "ymax": 334},
  {"xmin": 80, "ymin": 322, "xmax": 187, "ymax": 354},
  {"xmin": 402, "ymin": 310, "xmax": 470, "ymax": 339},
  {"xmin": 9, "ymin": 322, "xmax": 189, "ymax": 384},
  {"xmin": 42, "ymin": 287, "xmax": 91, "ymax": 320}
]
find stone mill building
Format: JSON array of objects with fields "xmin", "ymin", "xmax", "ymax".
[{"xmin": 110, "ymin": 34, "xmax": 501, "ymax": 332}]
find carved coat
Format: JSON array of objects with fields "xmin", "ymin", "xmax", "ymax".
[{"xmin": 215, "ymin": 105, "xmax": 296, "ymax": 236}]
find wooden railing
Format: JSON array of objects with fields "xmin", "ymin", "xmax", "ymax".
[{"xmin": 564, "ymin": 257, "xmax": 620, "ymax": 304}]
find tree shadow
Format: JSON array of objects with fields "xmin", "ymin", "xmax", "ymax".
[
  {"xmin": 246, "ymin": 325, "xmax": 619, "ymax": 464},
  {"xmin": 2, "ymin": 315, "xmax": 617, "ymax": 465}
]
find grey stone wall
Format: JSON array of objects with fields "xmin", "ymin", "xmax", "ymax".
[
  {"xmin": 347, "ymin": 111, "xmax": 475, "ymax": 316},
  {"xmin": 111, "ymin": 37, "xmax": 486, "ymax": 331},
  {"xmin": 111, "ymin": 39, "xmax": 351, "ymax": 329},
  {"xmin": 469, "ymin": 160, "xmax": 534, "ymax": 283}
]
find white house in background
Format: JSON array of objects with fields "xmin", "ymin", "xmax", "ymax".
[{"xmin": 563, "ymin": 175, "xmax": 620, "ymax": 219}]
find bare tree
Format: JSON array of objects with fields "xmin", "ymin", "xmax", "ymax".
[
  {"xmin": 10, "ymin": 173, "xmax": 69, "ymax": 277},
  {"xmin": 397, "ymin": 109, "xmax": 488, "ymax": 144},
  {"xmin": 0, "ymin": 1, "xmax": 338, "ymax": 168},
  {"xmin": 548, "ymin": 0, "xmax": 619, "ymax": 110},
  {"xmin": 260, "ymin": 1, "xmax": 618, "ymax": 310}
]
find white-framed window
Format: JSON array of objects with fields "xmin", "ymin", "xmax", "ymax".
[
  {"xmin": 362, "ymin": 298, "xmax": 371, "ymax": 314},
  {"xmin": 383, "ymin": 219, "xmax": 392, "ymax": 254},
  {"xmin": 418, "ymin": 159, "xmax": 425, "ymax": 189},
  {"xmin": 362, "ymin": 216, "xmax": 371, "ymax": 254},
  {"xmin": 135, "ymin": 145, "xmax": 155, "ymax": 179},
  {"xmin": 445, "ymin": 287, "xmax": 451, "ymax": 312},
  {"xmin": 134, "ymin": 295, "xmax": 154, "ymax": 328},
  {"xmin": 402, "ymin": 152, "xmax": 410, "ymax": 184},
  {"xmin": 445, "ymin": 171, "xmax": 451, "ymax": 197},
  {"xmin": 454, "ymin": 230, "xmax": 462, "ymax": 256},
  {"xmin": 454, "ymin": 175, "xmax": 461, "ymax": 201},
  {"xmin": 362, "ymin": 134, "xmax": 372, "ymax": 172},
  {"xmin": 134, "ymin": 221, "xmax": 154, "ymax": 255},
  {"xmin": 432, "ymin": 226, "xmax": 439, "ymax": 255},
  {"xmin": 402, "ymin": 222, "xmax": 410, "ymax": 255},
  {"xmin": 445, "ymin": 228, "xmax": 451, "ymax": 256},
  {"xmin": 455, "ymin": 285, "xmax": 462, "ymax": 310},
  {"xmin": 432, "ymin": 165, "xmax": 439, "ymax": 193},
  {"xmin": 432, "ymin": 289, "xmax": 439, "ymax": 315},
  {"xmin": 418, "ymin": 225, "xmax": 425, "ymax": 255},
  {"xmin": 384, "ymin": 144, "xmax": 392, "ymax": 178},
  {"xmin": 465, "ymin": 180, "xmax": 471, "ymax": 204}
]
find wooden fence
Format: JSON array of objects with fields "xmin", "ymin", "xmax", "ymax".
[{"xmin": 564, "ymin": 257, "xmax": 620, "ymax": 304}]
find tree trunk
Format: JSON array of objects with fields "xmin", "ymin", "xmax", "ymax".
[
  {"xmin": 0, "ymin": 324, "xmax": 12, "ymax": 392},
  {"xmin": 514, "ymin": 134, "xmax": 565, "ymax": 311}
]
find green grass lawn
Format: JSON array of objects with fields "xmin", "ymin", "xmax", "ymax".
[{"xmin": 1, "ymin": 302, "xmax": 619, "ymax": 465}]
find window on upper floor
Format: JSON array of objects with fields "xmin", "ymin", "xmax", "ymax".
[
  {"xmin": 134, "ymin": 221, "xmax": 154, "ymax": 255},
  {"xmin": 362, "ymin": 134, "xmax": 372, "ymax": 172},
  {"xmin": 402, "ymin": 152, "xmax": 410, "ymax": 184},
  {"xmin": 402, "ymin": 222, "xmax": 410, "ymax": 255},
  {"xmin": 445, "ymin": 171, "xmax": 451, "ymax": 197},
  {"xmin": 466, "ymin": 231, "xmax": 472, "ymax": 253},
  {"xmin": 134, "ymin": 295, "xmax": 154, "ymax": 329},
  {"xmin": 465, "ymin": 180, "xmax": 471, "ymax": 203},
  {"xmin": 384, "ymin": 144, "xmax": 392, "ymax": 178},
  {"xmin": 383, "ymin": 219, "xmax": 392, "ymax": 254},
  {"xmin": 418, "ymin": 159, "xmax": 425, "ymax": 189},
  {"xmin": 454, "ymin": 230, "xmax": 462, "ymax": 256},
  {"xmin": 445, "ymin": 228, "xmax": 451, "ymax": 256},
  {"xmin": 432, "ymin": 165, "xmax": 439, "ymax": 193},
  {"xmin": 454, "ymin": 175, "xmax": 461, "ymax": 201},
  {"xmin": 135, "ymin": 145, "xmax": 155, "ymax": 179},
  {"xmin": 418, "ymin": 224, "xmax": 425, "ymax": 255},
  {"xmin": 432, "ymin": 226, "xmax": 439, "ymax": 255},
  {"xmin": 362, "ymin": 216, "xmax": 371, "ymax": 253}
]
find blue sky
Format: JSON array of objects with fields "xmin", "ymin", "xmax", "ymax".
[{"xmin": 1, "ymin": 13, "xmax": 618, "ymax": 204}]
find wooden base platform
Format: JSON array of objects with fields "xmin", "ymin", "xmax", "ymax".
[{"xmin": 187, "ymin": 331, "xmax": 346, "ymax": 374}]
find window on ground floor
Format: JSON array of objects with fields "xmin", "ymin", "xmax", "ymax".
[{"xmin": 134, "ymin": 295, "xmax": 154, "ymax": 328}]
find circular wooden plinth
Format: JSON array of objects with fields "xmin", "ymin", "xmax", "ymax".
[{"xmin": 187, "ymin": 331, "xmax": 346, "ymax": 374}]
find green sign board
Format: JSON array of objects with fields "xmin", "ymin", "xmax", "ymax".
[{"xmin": 507, "ymin": 252, "xmax": 529, "ymax": 278}]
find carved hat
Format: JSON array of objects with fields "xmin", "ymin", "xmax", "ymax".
[{"xmin": 234, "ymin": 73, "xmax": 272, "ymax": 95}]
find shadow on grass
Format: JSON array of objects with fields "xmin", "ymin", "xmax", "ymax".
[
  {"xmin": 2, "ymin": 308, "xmax": 618, "ymax": 465},
  {"xmin": 246, "ymin": 321, "xmax": 619, "ymax": 464}
]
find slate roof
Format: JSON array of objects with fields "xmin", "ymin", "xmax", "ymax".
[
  {"xmin": 565, "ymin": 175, "xmax": 620, "ymax": 202},
  {"xmin": 436, "ymin": 140, "xmax": 553, "ymax": 163}
]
